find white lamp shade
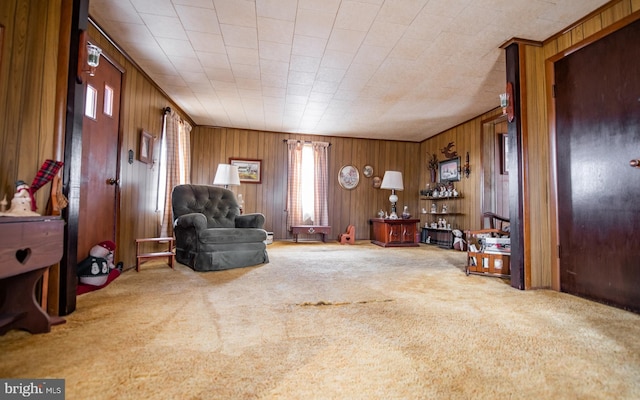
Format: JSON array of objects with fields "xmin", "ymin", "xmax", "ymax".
[
  {"xmin": 380, "ymin": 171, "xmax": 404, "ymax": 191},
  {"xmin": 213, "ymin": 164, "xmax": 240, "ymax": 187}
]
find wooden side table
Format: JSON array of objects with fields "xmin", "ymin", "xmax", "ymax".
[
  {"xmin": 135, "ymin": 237, "xmax": 175, "ymax": 272},
  {"xmin": 370, "ymin": 218, "xmax": 419, "ymax": 247},
  {"xmin": 0, "ymin": 216, "xmax": 64, "ymax": 335}
]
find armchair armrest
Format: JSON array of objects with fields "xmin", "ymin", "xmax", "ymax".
[
  {"xmin": 235, "ymin": 213, "xmax": 265, "ymax": 229},
  {"xmin": 174, "ymin": 212, "xmax": 208, "ymax": 231}
]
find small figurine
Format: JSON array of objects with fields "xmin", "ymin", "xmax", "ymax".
[
  {"xmin": 442, "ymin": 204, "xmax": 448, "ymax": 213},
  {"xmin": 0, "ymin": 180, "xmax": 39, "ymax": 217},
  {"xmin": 402, "ymin": 206, "xmax": 411, "ymax": 219}
]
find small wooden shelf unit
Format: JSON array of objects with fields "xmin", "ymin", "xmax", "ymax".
[{"xmin": 135, "ymin": 237, "xmax": 175, "ymax": 272}]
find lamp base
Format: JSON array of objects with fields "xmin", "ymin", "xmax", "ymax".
[{"xmin": 388, "ymin": 212, "xmax": 398, "ymax": 219}]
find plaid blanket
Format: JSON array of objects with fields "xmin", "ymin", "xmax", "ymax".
[{"xmin": 29, "ymin": 159, "xmax": 64, "ymax": 211}]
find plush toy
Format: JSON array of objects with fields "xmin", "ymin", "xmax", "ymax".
[
  {"xmin": 77, "ymin": 241, "xmax": 122, "ymax": 286},
  {"xmin": 452, "ymin": 229, "xmax": 466, "ymax": 251}
]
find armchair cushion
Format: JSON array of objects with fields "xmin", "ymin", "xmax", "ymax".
[{"xmin": 172, "ymin": 184, "xmax": 269, "ymax": 271}]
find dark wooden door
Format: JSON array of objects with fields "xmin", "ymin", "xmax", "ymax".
[
  {"xmin": 555, "ymin": 19, "xmax": 640, "ymax": 312},
  {"xmin": 78, "ymin": 58, "xmax": 121, "ymax": 260}
]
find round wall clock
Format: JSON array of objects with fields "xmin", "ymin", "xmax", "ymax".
[
  {"xmin": 372, "ymin": 176, "xmax": 382, "ymax": 188},
  {"xmin": 363, "ymin": 165, "xmax": 374, "ymax": 178},
  {"xmin": 338, "ymin": 165, "xmax": 360, "ymax": 189}
]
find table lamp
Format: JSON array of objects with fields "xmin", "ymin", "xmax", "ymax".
[
  {"xmin": 380, "ymin": 170, "xmax": 403, "ymax": 219},
  {"xmin": 213, "ymin": 164, "xmax": 240, "ymax": 188}
]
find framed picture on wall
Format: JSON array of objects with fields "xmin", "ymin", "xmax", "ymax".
[
  {"xmin": 439, "ymin": 157, "xmax": 461, "ymax": 182},
  {"xmin": 139, "ymin": 130, "xmax": 153, "ymax": 164},
  {"xmin": 230, "ymin": 158, "xmax": 262, "ymax": 183}
]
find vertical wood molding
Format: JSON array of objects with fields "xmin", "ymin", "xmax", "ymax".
[
  {"xmin": 59, "ymin": 0, "xmax": 89, "ymax": 315},
  {"xmin": 505, "ymin": 42, "xmax": 525, "ymax": 290},
  {"xmin": 546, "ymin": 58, "xmax": 560, "ymax": 292}
]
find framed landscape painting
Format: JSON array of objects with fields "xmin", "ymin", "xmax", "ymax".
[
  {"xmin": 439, "ymin": 157, "xmax": 461, "ymax": 182},
  {"xmin": 230, "ymin": 158, "xmax": 262, "ymax": 183}
]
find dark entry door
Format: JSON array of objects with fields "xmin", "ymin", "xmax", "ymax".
[
  {"xmin": 555, "ymin": 19, "xmax": 640, "ymax": 312},
  {"xmin": 79, "ymin": 57, "xmax": 121, "ymax": 261}
]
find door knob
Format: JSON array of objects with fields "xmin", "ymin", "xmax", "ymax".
[
  {"xmin": 630, "ymin": 159, "xmax": 640, "ymax": 168},
  {"xmin": 107, "ymin": 178, "xmax": 120, "ymax": 185}
]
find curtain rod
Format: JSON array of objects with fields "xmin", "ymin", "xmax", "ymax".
[{"xmin": 282, "ymin": 139, "xmax": 331, "ymax": 146}]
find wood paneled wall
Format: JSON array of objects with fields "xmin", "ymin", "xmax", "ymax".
[
  {"xmin": 419, "ymin": 108, "xmax": 504, "ymax": 234},
  {"xmin": 0, "ymin": 0, "xmax": 61, "ymax": 211},
  {"xmin": 191, "ymin": 127, "xmax": 420, "ymax": 241}
]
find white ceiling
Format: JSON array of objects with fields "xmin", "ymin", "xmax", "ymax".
[{"xmin": 89, "ymin": 0, "xmax": 609, "ymax": 142}]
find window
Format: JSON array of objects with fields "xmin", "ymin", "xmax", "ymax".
[
  {"xmin": 103, "ymin": 85, "xmax": 114, "ymax": 117},
  {"xmin": 85, "ymin": 85, "xmax": 97, "ymax": 119},
  {"xmin": 301, "ymin": 144, "xmax": 315, "ymax": 223},
  {"xmin": 157, "ymin": 110, "xmax": 192, "ymax": 237},
  {"xmin": 286, "ymin": 140, "xmax": 330, "ymax": 229}
]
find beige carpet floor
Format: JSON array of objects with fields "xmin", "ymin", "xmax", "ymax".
[{"xmin": 1, "ymin": 241, "xmax": 639, "ymax": 399}]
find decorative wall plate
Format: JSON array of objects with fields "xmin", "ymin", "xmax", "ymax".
[
  {"xmin": 363, "ymin": 165, "xmax": 373, "ymax": 178},
  {"xmin": 338, "ymin": 165, "xmax": 360, "ymax": 190},
  {"xmin": 372, "ymin": 176, "xmax": 382, "ymax": 188}
]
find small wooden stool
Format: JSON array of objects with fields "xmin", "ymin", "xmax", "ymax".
[
  {"xmin": 339, "ymin": 225, "xmax": 355, "ymax": 244},
  {"xmin": 135, "ymin": 237, "xmax": 175, "ymax": 272}
]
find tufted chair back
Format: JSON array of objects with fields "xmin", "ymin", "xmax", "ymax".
[{"xmin": 172, "ymin": 184, "xmax": 240, "ymax": 228}]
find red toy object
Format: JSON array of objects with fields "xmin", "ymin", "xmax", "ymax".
[{"xmin": 77, "ymin": 269, "xmax": 120, "ymax": 295}]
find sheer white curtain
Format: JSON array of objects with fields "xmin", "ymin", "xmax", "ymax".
[
  {"xmin": 158, "ymin": 109, "xmax": 191, "ymax": 237},
  {"xmin": 286, "ymin": 140, "xmax": 329, "ymax": 230},
  {"xmin": 312, "ymin": 142, "xmax": 329, "ymax": 226},
  {"xmin": 286, "ymin": 140, "xmax": 303, "ymax": 230}
]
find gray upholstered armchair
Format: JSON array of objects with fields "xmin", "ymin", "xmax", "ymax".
[{"xmin": 171, "ymin": 184, "xmax": 269, "ymax": 271}]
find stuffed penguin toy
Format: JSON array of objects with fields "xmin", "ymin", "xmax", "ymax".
[{"xmin": 77, "ymin": 241, "xmax": 118, "ymax": 286}]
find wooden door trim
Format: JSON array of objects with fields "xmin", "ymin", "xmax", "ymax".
[
  {"xmin": 545, "ymin": 11, "xmax": 640, "ymax": 292},
  {"xmin": 504, "ymin": 42, "xmax": 526, "ymax": 290},
  {"xmin": 518, "ymin": 44, "xmax": 532, "ymax": 290},
  {"xmin": 548, "ymin": 11, "xmax": 640, "ymax": 63},
  {"xmin": 60, "ymin": 0, "xmax": 90, "ymax": 315}
]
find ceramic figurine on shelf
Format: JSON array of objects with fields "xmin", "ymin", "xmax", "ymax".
[
  {"xmin": 431, "ymin": 203, "xmax": 437, "ymax": 213},
  {"xmin": 378, "ymin": 209, "xmax": 385, "ymax": 218},
  {"xmin": 442, "ymin": 204, "xmax": 448, "ymax": 213}
]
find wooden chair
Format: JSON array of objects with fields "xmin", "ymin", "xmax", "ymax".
[
  {"xmin": 338, "ymin": 225, "xmax": 355, "ymax": 245},
  {"xmin": 482, "ymin": 212, "xmax": 510, "ymax": 232}
]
